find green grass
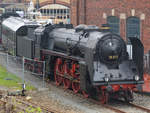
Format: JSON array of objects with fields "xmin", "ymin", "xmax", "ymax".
[{"xmin": 0, "ymin": 65, "xmax": 36, "ymax": 90}]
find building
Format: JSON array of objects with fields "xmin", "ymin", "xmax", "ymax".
[
  {"xmin": 71, "ymin": 0, "xmax": 150, "ymax": 53},
  {"xmin": 26, "ymin": 0, "xmax": 70, "ymax": 24},
  {"xmin": 0, "ymin": 0, "xmax": 70, "ymax": 24}
]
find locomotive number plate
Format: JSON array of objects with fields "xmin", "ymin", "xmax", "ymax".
[{"xmin": 109, "ymin": 55, "xmax": 118, "ymax": 60}]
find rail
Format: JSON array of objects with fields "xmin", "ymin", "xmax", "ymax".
[
  {"xmin": 0, "ymin": 96, "xmax": 60, "ymax": 113},
  {"xmin": 129, "ymin": 103, "xmax": 150, "ymax": 113},
  {"xmin": 50, "ymin": 82, "xmax": 126, "ymax": 113}
]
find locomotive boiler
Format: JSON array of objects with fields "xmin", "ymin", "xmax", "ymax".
[{"xmin": 34, "ymin": 24, "xmax": 144, "ymax": 103}]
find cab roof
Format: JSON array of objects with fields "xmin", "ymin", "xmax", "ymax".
[{"xmin": 2, "ymin": 17, "xmax": 40, "ymax": 32}]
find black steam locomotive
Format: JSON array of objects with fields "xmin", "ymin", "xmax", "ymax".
[{"xmin": 1, "ymin": 16, "xmax": 144, "ymax": 103}]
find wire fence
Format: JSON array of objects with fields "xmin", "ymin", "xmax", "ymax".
[
  {"xmin": 24, "ymin": 57, "xmax": 45, "ymax": 87},
  {"xmin": 0, "ymin": 52, "xmax": 46, "ymax": 89}
]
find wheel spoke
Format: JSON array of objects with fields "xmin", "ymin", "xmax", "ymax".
[
  {"xmin": 72, "ymin": 82, "xmax": 80, "ymax": 93},
  {"xmin": 55, "ymin": 74, "xmax": 62, "ymax": 86},
  {"xmin": 63, "ymin": 78, "xmax": 71, "ymax": 89}
]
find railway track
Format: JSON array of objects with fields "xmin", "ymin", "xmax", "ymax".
[
  {"xmin": 90, "ymin": 97, "xmax": 150, "ymax": 113},
  {"xmin": 89, "ymin": 99, "xmax": 126, "ymax": 113},
  {"xmin": 0, "ymin": 96, "xmax": 59, "ymax": 113},
  {"xmin": 49, "ymin": 81, "xmax": 126, "ymax": 113},
  {"xmin": 109, "ymin": 99, "xmax": 150, "ymax": 113},
  {"xmin": 128, "ymin": 102, "xmax": 150, "ymax": 113},
  {"xmin": 0, "ymin": 77, "xmax": 149, "ymax": 113},
  {"xmin": 0, "ymin": 76, "xmax": 148, "ymax": 113},
  {"xmin": 14, "ymin": 97, "xmax": 58, "ymax": 113},
  {"xmin": 16, "ymin": 97, "xmax": 62, "ymax": 113},
  {"xmin": 48, "ymin": 81, "xmax": 150, "ymax": 113},
  {"xmin": 0, "ymin": 80, "xmax": 148, "ymax": 113}
]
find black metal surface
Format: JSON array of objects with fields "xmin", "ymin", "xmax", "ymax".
[
  {"xmin": 79, "ymin": 61, "xmax": 88, "ymax": 91},
  {"xmin": 0, "ymin": 12, "xmax": 20, "ymax": 45},
  {"xmin": 97, "ymin": 34, "xmax": 126, "ymax": 65},
  {"xmin": 0, "ymin": 19, "xmax": 144, "ymax": 90},
  {"xmin": 38, "ymin": 24, "xmax": 144, "ymax": 87},
  {"xmin": 42, "ymin": 49, "xmax": 83, "ymax": 61},
  {"xmin": 129, "ymin": 37, "xmax": 144, "ymax": 79},
  {"xmin": 17, "ymin": 36, "xmax": 34, "ymax": 58},
  {"xmin": 1, "ymin": 17, "xmax": 39, "ymax": 56},
  {"xmin": 93, "ymin": 80, "xmax": 144, "ymax": 86}
]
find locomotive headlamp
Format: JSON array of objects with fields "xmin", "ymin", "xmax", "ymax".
[
  {"xmin": 135, "ymin": 75, "xmax": 139, "ymax": 81},
  {"xmin": 104, "ymin": 77, "xmax": 109, "ymax": 82},
  {"xmin": 109, "ymin": 42, "xmax": 112, "ymax": 46}
]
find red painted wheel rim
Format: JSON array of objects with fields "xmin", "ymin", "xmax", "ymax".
[
  {"xmin": 99, "ymin": 92, "xmax": 108, "ymax": 104},
  {"xmin": 63, "ymin": 78, "xmax": 71, "ymax": 89},
  {"xmin": 55, "ymin": 74, "xmax": 62, "ymax": 86},
  {"xmin": 99, "ymin": 96, "xmax": 106, "ymax": 104},
  {"xmin": 54, "ymin": 58, "xmax": 63, "ymax": 86},
  {"xmin": 96, "ymin": 87, "xmax": 108, "ymax": 104},
  {"xmin": 72, "ymin": 82, "xmax": 80, "ymax": 93},
  {"xmin": 82, "ymin": 91, "xmax": 89, "ymax": 98}
]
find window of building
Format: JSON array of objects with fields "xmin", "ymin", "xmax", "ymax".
[
  {"xmin": 107, "ymin": 16, "xmax": 120, "ymax": 34},
  {"xmin": 126, "ymin": 17, "xmax": 140, "ymax": 40},
  {"xmin": 54, "ymin": 9, "xmax": 56, "ymax": 14},
  {"xmin": 44, "ymin": 9, "xmax": 46, "ymax": 14},
  {"xmin": 64, "ymin": 9, "xmax": 66, "ymax": 14},
  {"xmin": 67, "ymin": 15, "xmax": 69, "ymax": 19},
  {"xmin": 40, "ymin": 4, "xmax": 70, "ymax": 24},
  {"xmin": 60, "ymin": 9, "xmax": 63, "ymax": 14},
  {"xmin": 40, "ymin": 9, "xmax": 43, "ymax": 13},
  {"xmin": 57, "ymin": 9, "xmax": 59, "ymax": 14},
  {"xmin": 47, "ymin": 9, "xmax": 49, "ymax": 14}
]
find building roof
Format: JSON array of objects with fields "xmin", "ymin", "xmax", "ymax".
[{"xmin": 40, "ymin": 4, "xmax": 69, "ymax": 9}]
